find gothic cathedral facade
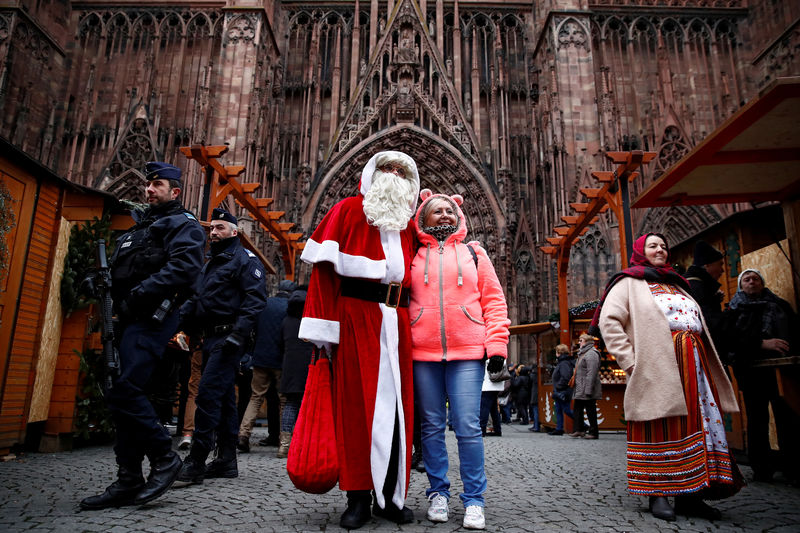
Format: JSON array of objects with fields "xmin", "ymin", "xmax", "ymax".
[{"xmin": 1, "ymin": 1, "xmax": 798, "ymax": 350}]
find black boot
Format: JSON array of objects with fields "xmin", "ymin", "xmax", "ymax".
[
  {"xmin": 372, "ymin": 492, "xmax": 414, "ymax": 524},
  {"xmin": 80, "ymin": 464, "xmax": 145, "ymax": 510},
  {"xmin": 674, "ymin": 495, "xmax": 721, "ymax": 520},
  {"xmin": 133, "ymin": 451, "xmax": 182, "ymax": 505},
  {"xmin": 206, "ymin": 440, "xmax": 238, "ymax": 479},
  {"xmin": 648, "ymin": 496, "xmax": 676, "ymax": 521},
  {"xmin": 340, "ymin": 490, "xmax": 372, "ymax": 530},
  {"xmin": 172, "ymin": 446, "xmax": 207, "ymax": 488},
  {"xmin": 258, "ymin": 435, "xmax": 279, "ymax": 446},
  {"xmin": 411, "ymin": 447, "xmax": 425, "ymax": 473}
]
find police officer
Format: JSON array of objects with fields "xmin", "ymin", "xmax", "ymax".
[
  {"xmin": 174, "ymin": 208, "xmax": 267, "ymax": 486},
  {"xmin": 81, "ymin": 162, "xmax": 206, "ymax": 510}
]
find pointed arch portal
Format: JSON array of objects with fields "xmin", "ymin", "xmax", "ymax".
[{"xmin": 303, "ymin": 125, "xmax": 506, "ymax": 256}]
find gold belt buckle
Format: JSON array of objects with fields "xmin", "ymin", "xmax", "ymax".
[{"xmin": 385, "ymin": 282, "xmax": 402, "ymax": 308}]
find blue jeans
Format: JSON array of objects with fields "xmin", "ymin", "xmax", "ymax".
[
  {"xmin": 414, "ymin": 359, "xmax": 486, "ymax": 507},
  {"xmin": 554, "ymin": 397, "xmax": 573, "ymax": 431}
]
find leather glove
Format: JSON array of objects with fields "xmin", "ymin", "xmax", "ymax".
[
  {"xmin": 222, "ymin": 332, "xmax": 246, "ymax": 356},
  {"xmin": 487, "ymin": 355, "xmax": 505, "ymax": 373}
]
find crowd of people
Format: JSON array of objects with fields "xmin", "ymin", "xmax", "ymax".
[{"xmin": 79, "ymin": 155, "xmax": 797, "ymax": 530}]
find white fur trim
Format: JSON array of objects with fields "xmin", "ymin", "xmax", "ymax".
[
  {"xmin": 298, "ymin": 317, "xmax": 340, "ymax": 347},
  {"xmin": 370, "ymin": 228, "xmax": 408, "ymax": 510},
  {"xmin": 360, "ymin": 151, "xmax": 420, "ymax": 212},
  {"xmin": 301, "ymin": 238, "xmax": 387, "ymax": 279}
]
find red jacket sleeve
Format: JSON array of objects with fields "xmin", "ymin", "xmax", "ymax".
[{"xmin": 298, "ymin": 261, "xmax": 341, "ymax": 348}]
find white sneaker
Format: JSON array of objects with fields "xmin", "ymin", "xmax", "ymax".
[
  {"xmin": 463, "ymin": 505, "xmax": 485, "ymax": 530},
  {"xmin": 178, "ymin": 434, "xmax": 192, "ymax": 450},
  {"xmin": 426, "ymin": 492, "xmax": 449, "ymax": 523}
]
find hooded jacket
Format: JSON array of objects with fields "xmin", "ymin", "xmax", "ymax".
[
  {"xmin": 280, "ymin": 289, "xmax": 313, "ymax": 395},
  {"xmin": 408, "ymin": 190, "xmax": 510, "ymax": 362}
]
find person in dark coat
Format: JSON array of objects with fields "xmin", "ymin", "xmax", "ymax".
[
  {"xmin": 277, "ymin": 288, "xmax": 313, "ymax": 458},
  {"xmin": 509, "ymin": 365, "xmax": 531, "ymax": 425},
  {"xmin": 686, "ymin": 240, "xmax": 726, "ymax": 353},
  {"xmin": 174, "ymin": 208, "xmax": 268, "ymax": 486},
  {"xmin": 723, "ymin": 268, "xmax": 799, "ymax": 483},
  {"xmin": 527, "ymin": 363, "xmax": 540, "ymax": 432},
  {"xmin": 570, "ymin": 334, "xmax": 602, "ymax": 439},
  {"xmin": 237, "ymin": 279, "xmax": 297, "ymax": 451},
  {"xmin": 80, "ymin": 162, "xmax": 206, "ymax": 510},
  {"xmin": 548, "ymin": 344, "xmax": 575, "ymax": 436}
]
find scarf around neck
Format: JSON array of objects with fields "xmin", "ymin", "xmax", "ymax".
[
  {"xmin": 422, "ymin": 224, "xmax": 458, "ymax": 243},
  {"xmin": 587, "ymin": 233, "xmax": 690, "ymax": 340}
]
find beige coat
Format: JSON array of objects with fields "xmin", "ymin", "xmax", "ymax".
[{"xmin": 599, "ymin": 277, "xmax": 738, "ymax": 422}]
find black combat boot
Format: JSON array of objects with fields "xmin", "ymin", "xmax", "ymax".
[
  {"xmin": 205, "ymin": 439, "xmax": 238, "ymax": 479},
  {"xmin": 172, "ymin": 446, "xmax": 207, "ymax": 488},
  {"xmin": 133, "ymin": 450, "xmax": 182, "ymax": 505},
  {"xmin": 340, "ymin": 490, "xmax": 372, "ymax": 530},
  {"xmin": 80, "ymin": 464, "xmax": 145, "ymax": 510}
]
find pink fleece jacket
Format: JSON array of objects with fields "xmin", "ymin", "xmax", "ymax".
[{"xmin": 409, "ymin": 190, "xmax": 510, "ymax": 362}]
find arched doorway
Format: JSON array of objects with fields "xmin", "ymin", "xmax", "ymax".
[{"xmin": 303, "ymin": 126, "xmax": 507, "ymax": 260}]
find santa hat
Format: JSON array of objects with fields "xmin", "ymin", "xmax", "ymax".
[{"xmin": 359, "ymin": 150, "xmax": 420, "ymax": 198}]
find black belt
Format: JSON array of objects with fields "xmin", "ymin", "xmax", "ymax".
[
  {"xmin": 201, "ymin": 324, "xmax": 235, "ymax": 337},
  {"xmin": 340, "ymin": 278, "xmax": 409, "ymax": 308}
]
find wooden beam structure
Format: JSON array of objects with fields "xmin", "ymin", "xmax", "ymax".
[
  {"xmin": 180, "ymin": 145, "xmax": 305, "ymax": 281},
  {"xmin": 539, "ymin": 151, "xmax": 656, "ymax": 344},
  {"xmin": 633, "ymin": 77, "xmax": 800, "ymax": 208}
]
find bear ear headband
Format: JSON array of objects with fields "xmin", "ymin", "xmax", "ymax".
[{"xmin": 419, "ymin": 189, "xmax": 464, "ymax": 207}]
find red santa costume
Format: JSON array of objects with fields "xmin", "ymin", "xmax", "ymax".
[{"xmin": 299, "ymin": 151, "xmax": 419, "ymax": 510}]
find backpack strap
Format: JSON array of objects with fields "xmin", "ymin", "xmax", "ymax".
[{"xmin": 465, "ymin": 243, "xmax": 478, "ymax": 269}]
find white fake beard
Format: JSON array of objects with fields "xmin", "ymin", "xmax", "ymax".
[{"xmin": 362, "ymin": 170, "xmax": 417, "ymax": 231}]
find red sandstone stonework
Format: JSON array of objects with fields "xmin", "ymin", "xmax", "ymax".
[{"xmin": 0, "ymin": 0, "xmax": 798, "ymax": 342}]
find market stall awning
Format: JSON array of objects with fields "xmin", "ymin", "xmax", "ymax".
[
  {"xmin": 633, "ymin": 77, "xmax": 800, "ymax": 208},
  {"xmin": 509, "ymin": 322, "xmax": 555, "ymax": 336}
]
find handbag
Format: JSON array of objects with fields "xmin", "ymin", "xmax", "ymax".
[
  {"xmin": 488, "ymin": 362, "xmax": 512, "ymax": 383},
  {"xmin": 286, "ymin": 348, "xmax": 339, "ymax": 494}
]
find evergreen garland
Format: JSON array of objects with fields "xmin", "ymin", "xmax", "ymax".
[
  {"xmin": 60, "ymin": 215, "xmax": 115, "ymax": 442},
  {"xmin": 60, "ymin": 215, "xmax": 112, "ymax": 316},
  {"xmin": 546, "ymin": 300, "xmax": 600, "ymax": 322},
  {"xmin": 74, "ymin": 346, "xmax": 115, "ymax": 442},
  {"xmin": 0, "ymin": 181, "xmax": 15, "ymax": 284}
]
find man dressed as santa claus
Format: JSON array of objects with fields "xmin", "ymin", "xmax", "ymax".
[{"xmin": 299, "ymin": 151, "xmax": 419, "ymax": 529}]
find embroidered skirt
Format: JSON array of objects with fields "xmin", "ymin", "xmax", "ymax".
[{"xmin": 626, "ymin": 330, "xmax": 743, "ymax": 498}]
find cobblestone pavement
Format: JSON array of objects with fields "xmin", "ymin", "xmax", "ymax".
[{"xmin": 1, "ymin": 423, "xmax": 799, "ymax": 532}]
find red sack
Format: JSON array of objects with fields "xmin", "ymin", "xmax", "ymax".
[{"xmin": 286, "ymin": 351, "xmax": 339, "ymax": 494}]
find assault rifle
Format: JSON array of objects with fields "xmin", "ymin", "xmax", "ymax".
[{"xmin": 95, "ymin": 239, "xmax": 120, "ymax": 390}]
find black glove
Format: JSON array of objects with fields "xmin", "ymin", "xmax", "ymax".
[
  {"xmin": 487, "ymin": 355, "xmax": 505, "ymax": 373},
  {"xmin": 222, "ymin": 332, "xmax": 246, "ymax": 356},
  {"xmin": 119, "ymin": 287, "xmax": 147, "ymax": 320},
  {"xmin": 238, "ymin": 353, "xmax": 253, "ymax": 375}
]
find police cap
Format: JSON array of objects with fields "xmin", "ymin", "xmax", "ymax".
[
  {"xmin": 212, "ymin": 208, "xmax": 237, "ymax": 225},
  {"xmin": 145, "ymin": 162, "xmax": 182, "ymax": 183}
]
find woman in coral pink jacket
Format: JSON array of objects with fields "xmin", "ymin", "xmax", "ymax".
[{"xmin": 409, "ymin": 190, "xmax": 510, "ymax": 530}]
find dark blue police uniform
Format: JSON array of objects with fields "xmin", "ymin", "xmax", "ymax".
[
  {"xmin": 81, "ymin": 162, "xmax": 206, "ymax": 510},
  {"xmin": 175, "ymin": 211, "xmax": 267, "ymax": 484}
]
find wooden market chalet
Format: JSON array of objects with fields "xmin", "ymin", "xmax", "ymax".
[{"xmin": 0, "ymin": 140, "xmax": 303, "ymax": 454}]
